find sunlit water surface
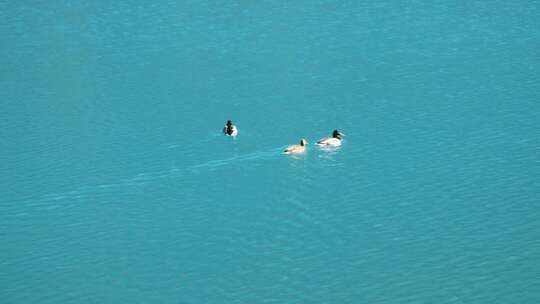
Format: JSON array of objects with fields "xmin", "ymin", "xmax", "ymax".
[{"xmin": 1, "ymin": 1, "xmax": 539, "ymax": 303}]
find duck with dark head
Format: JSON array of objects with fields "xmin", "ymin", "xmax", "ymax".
[
  {"xmin": 284, "ymin": 138, "xmax": 308, "ymax": 154},
  {"xmin": 223, "ymin": 120, "xmax": 238, "ymax": 136},
  {"xmin": 316, "ymin": 129, "xmax": 345, "ymax": 146}
]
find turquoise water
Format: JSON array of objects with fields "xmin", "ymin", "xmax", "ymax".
[{"xmin": 1, "ymin": 1, "xmax": 539, "ymax": 303}]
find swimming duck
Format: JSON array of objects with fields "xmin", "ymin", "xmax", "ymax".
[
  {"xmin": 284, "ymin": 139, "xmax": 308, "ymax": 154},
  {"xmin": 316, "ymin": 130, "xmax": 345, "ymax": 146},
  {"xmin": 223, "ymin": 120, "xmax": 238, "ymax": 136}
]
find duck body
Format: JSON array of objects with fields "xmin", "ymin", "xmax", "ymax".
[
  {"xmin": 316, "ymin": 137, "xmax": 342, "ymax": 146},
  {"xmin": 284, "ymin": 139, "xmax": 308, "ymax": 154},
  {"xmin": 223, "ymin": 126, "xmax": 238, "ymax": 136},
  {"xmin": 223, "ymin": 120, "xmax": 238, "ymax": 136},
  {"xmin": 316, "ymin": 130, "xmax": 344, "ymax": 147}
]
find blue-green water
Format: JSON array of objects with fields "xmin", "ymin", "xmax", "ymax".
[{"xmin": 1, "ymin": 1, "xmax": 539, "ymax": 303}]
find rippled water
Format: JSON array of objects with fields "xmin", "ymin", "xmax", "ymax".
[{"xmin": 1, "ymin": 1, "xmax": 539, "ymax": 303}]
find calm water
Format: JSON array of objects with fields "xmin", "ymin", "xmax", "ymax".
[{"xmin": 1, "ymin": 1, "xmax": 539, "ymax": 303}]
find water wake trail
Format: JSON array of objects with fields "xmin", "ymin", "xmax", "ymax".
[{"xmin": 10, "ymin": 147, "xmax": 284, "ymax": 207}]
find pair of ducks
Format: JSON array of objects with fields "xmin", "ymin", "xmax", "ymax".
[
  {"xmin": 283, "ymin": 130, "xmax": 345, "ymax": 154},
  {"xmin": 223, "ymin": 120, "xmax": 344, "ymax": 155}
]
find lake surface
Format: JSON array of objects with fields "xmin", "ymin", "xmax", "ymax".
[{"xmin": 1, "ymin": 1, "xmax": 539, "ymax": 303}]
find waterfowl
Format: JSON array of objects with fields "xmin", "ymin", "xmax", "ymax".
[
  {"xmin": 223, "ymin": 120, "xmax": 238, "ymax": 136},
  {"xmin": 316, "ymin": 130, "xmax": 345, "ymax": 146},
  {"xmin": 284, "ymin": 139, "xmax": 308, "ymax": 154}
]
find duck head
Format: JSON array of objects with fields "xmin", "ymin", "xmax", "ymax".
[
  {"xmin": 332, "ymin": 130, "xmax": 345, "ymax": 139},
  {"xmin": 300, "ymin": 139, "xmax": 308, "ymax": 146}
]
